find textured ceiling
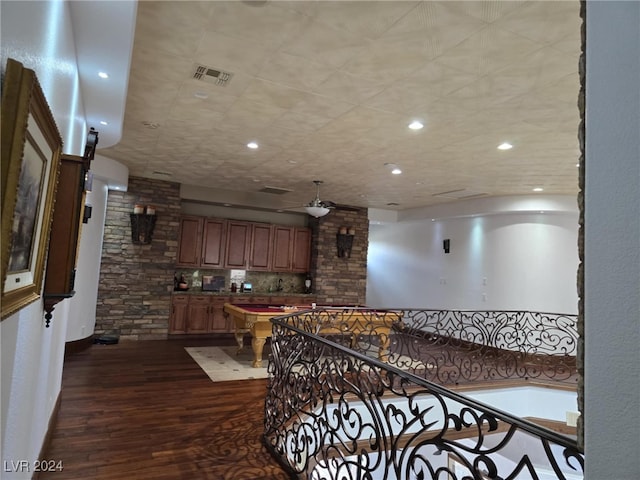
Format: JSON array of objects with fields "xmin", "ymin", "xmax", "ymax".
[{"xmin": 99, "ymin": 0, "xmax": 581, "ymax": 212}]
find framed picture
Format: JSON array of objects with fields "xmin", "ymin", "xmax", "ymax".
[{"xmin": 1, "ymin": 58, "xmax": 62, "ymax": 319}]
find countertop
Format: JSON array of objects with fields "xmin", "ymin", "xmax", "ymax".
[{"xmin": 171, "ymin": 290, "xmax": 314, "ymax": 297}]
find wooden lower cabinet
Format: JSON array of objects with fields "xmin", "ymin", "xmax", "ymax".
[
  {"xmin": 187, "ymin": 296, "xmax": 210, "ymax": 334},
  {"xmin": 210, "ymin": 297, "xmax": 231, "ymax": 332},
  {"xmin": 169, "ymin": 295, "xmax": 190, "ymax": 333},
  {"xmin": 170, "ymin": 295, "xmax": 233, "ymax": 334},
  {"xmin": 170, "ymin": 295, "xmax": 316, "ymax": 335}
]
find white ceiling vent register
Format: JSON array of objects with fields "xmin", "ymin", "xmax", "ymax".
[
  {"xmin": 192, "ymin": 64, "xmax": 233, "ymax": 86},
  {"xmin": 259, "ymin": 186, "xmax": 292, "ymax": 195},
  {"xmin": 432, "ymin": 188, "xmax": 488, "ymax": 200}
]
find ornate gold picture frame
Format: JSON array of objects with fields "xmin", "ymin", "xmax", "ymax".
[{"xmin": 1, "ymin": 58, "xmax": 62, "ymax": 319}]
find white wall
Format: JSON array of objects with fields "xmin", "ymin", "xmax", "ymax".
[
  {"xmin": 1, "ymin": 2, "xmax": 131, "ymax": 475},
  {"xmin": 1, "ymin": 2, "xmax": 84, "ymax": 476},
  {"xmin": 64, "ymin": 154, "xmax": 129, "ymax": 342},
  {"xmin": 63, "ymin": 179, "xmax": 109, "ymax": 342},
  {"xmin": 584, "ymin": 1, "xmax": 640, "ymax": 478},
  {"xmin": 367, "ymin": 195, "xmax": 579, "ymax": 314}
]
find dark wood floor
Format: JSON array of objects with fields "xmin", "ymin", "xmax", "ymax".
[
  {"xmin": 41, "ymin": 335, "xmax": 576, "ymax": 480},
  {"xmin": 40, "ymin": 337, "xmax": 289, "ymax": 480}
]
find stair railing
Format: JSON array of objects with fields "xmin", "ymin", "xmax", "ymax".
[{"xmin": 264, "ymin": 308, "xmax": 583, "ymax": 480}]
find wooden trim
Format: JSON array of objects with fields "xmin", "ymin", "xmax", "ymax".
[
  {"xmin": 64, "ymin": 334, "xmax": 94, "ymax": 357},
  {"xmin": 524, "ymin": 416, "xmax": 577, "ymax": 437}
]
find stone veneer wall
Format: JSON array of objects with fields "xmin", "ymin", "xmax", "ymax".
[
  {"xmin": 95, "ymin": 176, "xmax": 369, "ymax": 338},
  {"xmin": 310, "ymin": 208, "xmax": 369, "ymax": 305},
  {"xmin": 95, "ymin": 176, "xmax": 181, "ymax": 340}
]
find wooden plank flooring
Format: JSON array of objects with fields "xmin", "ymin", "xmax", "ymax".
[
  {"xmin": 40, "ymin": 337, "xmax": 289, "ymax": 480},
  {"xmin": 41, "ymin": 335, "xmax": 576, "ymax": 479}
]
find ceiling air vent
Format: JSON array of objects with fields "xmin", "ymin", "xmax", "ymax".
[
  {"xmin": 432, "ymin": 188, "xmax": 488, "ymax": 200},
  {"xmin": 192, "ymin": 64, "xmax": 233, "ymax": 86},
  {"xmin": 259, "ymin": 186, "xmax": 292, "ymax": 195}
]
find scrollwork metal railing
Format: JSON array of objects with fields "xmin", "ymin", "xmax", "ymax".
[
  {"xmin": 391, "ymin": 309, "xmax": 578, "ymax": 385},
  {"xmin": 264, "ymin": 308, "xmax": 583, "ymax": 480}
]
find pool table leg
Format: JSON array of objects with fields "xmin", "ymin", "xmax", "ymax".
[
  {"xmin": 234, "ymin": 329, "xmax": 245, "ymax": 355},
  {"xmin": 378, "ymin": 331, "xmax": 390, "ymax": 363},
  {"xmin": 252, "ymin": 336, "xmax": 266, "ymax": 368}
]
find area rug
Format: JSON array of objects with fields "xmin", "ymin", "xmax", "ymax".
[
  {"xmin": 185, "ymin": 346, "xmax": 269, "ymax": 382},
  {"xmin": 186, "ymin": 344, "xmax": 430, "ymax": 384}
]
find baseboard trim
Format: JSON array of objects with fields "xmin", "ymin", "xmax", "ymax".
[
  {"xmin": 64, "ymin": 335, "xmax": 94, "ymax": 357},
  {"xmin": 32, "ymin": 391, "xmax": 61, "ymax": 480}
]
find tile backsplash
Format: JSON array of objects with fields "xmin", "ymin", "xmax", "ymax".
[{"xmin": 176, "ymin": 269, "xmax": 308, "ymax": 294}]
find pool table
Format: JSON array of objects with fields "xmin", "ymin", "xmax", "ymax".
[{"xmin": 223, "ymin": 303, "xmax": 400, "ymax": 367}]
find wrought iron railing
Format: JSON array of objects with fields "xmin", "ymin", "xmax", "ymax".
[
  {"xmin": 392, "ymin": 309, "xmax": 578, "ymax": 385},
  {"xmin": 264, "ymin": 308, "xmax": 583, "ymax": 480}
]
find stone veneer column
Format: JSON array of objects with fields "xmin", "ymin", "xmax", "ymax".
[
  {"xmin": 310, "ymin": 208, "xmax": 369, "ymax": 305},
  {"xmin": 95, "ymin": 176, "xmax": 181, "ymax": 340}
]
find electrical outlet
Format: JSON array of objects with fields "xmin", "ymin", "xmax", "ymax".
[{"xmin": 566, "ymin": 411, "xmax": 580, "ymax": 426}]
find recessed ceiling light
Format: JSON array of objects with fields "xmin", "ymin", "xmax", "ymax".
[
  {"xmin": 287, "ymin": 160, "xmax": 297, "ymax": 164},
  {"xmin": 384, "ymin": 162, "xmax": 402, "ymax": 175},
  {"xmin": 533, "ymin": 187, "xmax": 544, "ymax": 192},
  {"xmin": 100, "ymin": 121, "xmax": 108, "ymax": 125},
  {"xmin": 223, "ymin": 203, "xmax": 232, "ymax": 207},
  {"xmin": 247, "ymin": 142, "xmax": 258, "ymax": 149},
  {"xmin": 193, "ymin": 91, "xmax": 209, "ymax": 99},
  {"xmin": 408, "ymin": 120, "xmax": 424, "ymax": 130},
  {"xmin": 98, "ymin": 72, "xmax": 109, "ymax": 79},
  {"xmin": 497, "ymin": 142, "xmax": 513, "ymax": 150}
]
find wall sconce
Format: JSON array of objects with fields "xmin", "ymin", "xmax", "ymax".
[
  {"xmin": 130, "ymin": 205, "xmax": 157, "ymax": 244},
  {"xmin": 83, "ymin": 204, "xmax": 92, "ymax": 224},
  {"xmin": 84, "ymin": 127, "xmax": 99, "ymax": 161},
  {"xmin": 337, "ymin": 226, "xmax": 355, "ymax": 258}
]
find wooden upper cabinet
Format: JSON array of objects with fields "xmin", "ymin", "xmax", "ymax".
[
  {"xmin": 292, "ymin": 227, "xmax": 312, "ymax": 272},
  {"xmin": 175, "ymin": 216, "xmax": 312, "ymax": 273},
  {"xmin": 176, "ymin": 216, "xmax": 203, "ymax": 267},
  {"xmin": 224, "ymin": 220, "xmax": 251, "ymax": 268},
  {"xmin": 201, "ymin": 218, "xmax": 226, "ymax": 268},
  {"xmin": 272, "ymin": 226, "xmax": 294, "ymax": 272},
  {"xmin": 249, "ymin": 223, "xmax": 273, "ymax": 271}
]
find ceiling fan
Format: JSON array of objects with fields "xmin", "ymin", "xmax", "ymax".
[{"xmin": 305, "ymin": 180, "xmax": 335, "ymax": 218}]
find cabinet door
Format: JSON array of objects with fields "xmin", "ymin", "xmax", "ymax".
[
  {"xmin": 292, "ymin": 227, "xmax": 312, "ymax": 272},
  {"xmin": 169, "ymin": 295, "xmax": 189, "ymax": 334},
  {"xmin": 44, "ymin": 154, "xmax": 86, "ymax": 298},
  {"xmin": 224, "ymin": 221, "xmax": 251, "ymax": 268},
  {"xmin": 202, "ymin": 218, "xmax": 226, "ymax": 268},
  {"xmin": 209, "ymin": 297, "xmax": 231, "ymax": 332},
  {"xmin": 272, "ymin": 226, "xmax": 293, "ymax": 271},
  {"xmin": 176, "ymin": 216, "xmax": 203, "ymax": 267},
  {"xmin": 187, "ymin": 296, "xmax": 210, "ymax": 333},
  {"xmin": 249, "ymin": 223, "xmax": 273, "ymax": 271}
]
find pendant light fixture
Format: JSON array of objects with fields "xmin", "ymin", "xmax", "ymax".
[{"xmin": 305, "ymin": 180, "xmax": 331, "ymax": 218}]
